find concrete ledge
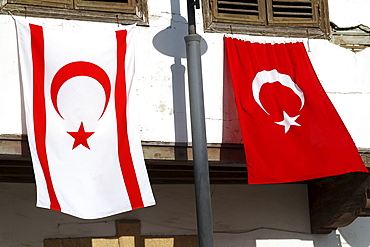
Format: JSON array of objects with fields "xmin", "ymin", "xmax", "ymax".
[{"xmin": 2, "ymin": 134, "xmax": 370, "ymax": 167}]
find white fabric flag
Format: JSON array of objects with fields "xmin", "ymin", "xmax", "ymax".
[{"xmin": 16, "ymin": 19, "xmax": 155, "ymax": 219}]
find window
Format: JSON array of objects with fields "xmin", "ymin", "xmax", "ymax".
[
  {"xmin": 202, "ymin": 0, "xmax": 329, "ymax": 38},
  {"xmin": 1, "ymin": 0, "xmax": 148, "ymax": 25}
]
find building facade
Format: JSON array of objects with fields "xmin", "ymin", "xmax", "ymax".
[{"xmin": 1, "ymin": 0, "xmax": 370, "ymax": 246}]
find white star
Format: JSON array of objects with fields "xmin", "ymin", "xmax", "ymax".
[{"xmin": 275, "ymin": 111, "xmax": 301, "ymax": 133}]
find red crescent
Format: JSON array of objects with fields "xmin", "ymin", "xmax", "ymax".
[{"xmin": 50, "ymin": 61, "xmax": 111, "ymax": 119}]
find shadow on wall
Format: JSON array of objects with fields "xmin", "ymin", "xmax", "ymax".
[
  {"xmin": 222, "ymin": 46, "xmax": 243, "ymax": 145},
  {"xmin": 152, "ymin": 0, "xmax": 207, "ymax": 160},
  {"xmin": 16, "ymin": 39, "xmax": 31, "ymax": 157},
  {"xmin": 212, "ymin": 223, "xmax": 340, "ymax": 247},
  {"xmin": 220, "ymin": 45, "xmax": 245, "ymax": 164},
  {"xmin": 339, "ymin": 217, "xmax": 370, "ymax": 247}
]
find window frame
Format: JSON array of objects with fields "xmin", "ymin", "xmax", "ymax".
[
  {"xmin": 212, "ymin": 0, "xmax": 266, "ymax": 26},
  {"xmin": 1, "ymin": 0, "xmax": 148, "ymax": 25},
  {"xmin": 75, "ymin": 0, "xmax": 135, "ymax": 13},
  {"xmin": 202, "ymin": 0, "xmax": 329, "ymax": 38}
]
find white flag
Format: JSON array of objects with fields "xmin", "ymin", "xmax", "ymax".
[{"xmin": 16, "ymin": 19, "xmax": 155, "ymax": 219}]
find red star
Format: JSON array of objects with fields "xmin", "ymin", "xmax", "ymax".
[{"xmin": 67, "ymin": 122, "xmax": 94, "ymax": 150}]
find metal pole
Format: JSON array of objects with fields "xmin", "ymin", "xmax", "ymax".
[
  {"xmin": 185, "ymin": 1, "xmax": 214, "ymax": 246},
  {"xmin": 186, "ymin": 0, "xmax": 196, "ymax": 34}
]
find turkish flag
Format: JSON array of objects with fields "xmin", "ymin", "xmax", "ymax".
[
  {"xmin": 224, "ymin": 37, "xmax": 368, "ymax": 184},
  {"xmin": 16, "ymin": 19, "xmax": 155, "ymax": 219}
]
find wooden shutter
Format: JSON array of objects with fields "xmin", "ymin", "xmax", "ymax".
[
  {"xmin": 74, "ymin": 0, "xmax": 135, "ymax": 13},
  {"xmin": 213, "ymin": 0, "xmax": 266, "ymax": 25},
  {"xmin": 266, "ymin": 0, "xmax": 319, "ymax": 26}
]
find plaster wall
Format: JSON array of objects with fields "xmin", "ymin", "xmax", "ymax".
[
  {"xmin": 1, "ymin": 0, "xmax": 370, "ymax": 246},
  {"xmin": 328, "ymin": 0, "xmax": 370, "ymax": 27},
  {"xmin": 0, "ymin": 183, "xmax": 340, "ymax": 247},
  {"xmin": 1, "ymin": 0, "xmax": 370, "ymax": 147}
]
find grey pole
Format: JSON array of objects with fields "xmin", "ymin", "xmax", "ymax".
[{"xmin": 185, "ymin": 1, "xmax": 215, "ymax": 246}]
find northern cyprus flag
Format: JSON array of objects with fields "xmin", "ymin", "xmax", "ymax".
[{"xmin": 16, "ymin": 19, "xmax": 155, "ymax": 219}]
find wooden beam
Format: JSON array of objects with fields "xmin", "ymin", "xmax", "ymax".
[
  {"xmin": 0, "ymin": 135, "xmax": 247, "ymax": 184},
  {"xmin": 308, "ymin": 172, "xmax": 370, "ymax": 234}
]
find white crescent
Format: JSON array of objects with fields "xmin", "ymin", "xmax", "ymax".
[{"xmin": 252, "ymin": 69, "xmax": 305, "ymax": 115}]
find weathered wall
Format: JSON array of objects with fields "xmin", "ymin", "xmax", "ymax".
[
  {"xmin": 329, "ymin": 0, "xmax": 370, "ymax": 27},
  {"xmin": 1, "ymin": 0, "xmax": 370, "ymax": 146},
  {"xmin": 0, "ymin": 183, "xmax": 339, "ymax": 247},
  {"xmin": 1, "ymin": 0, "xmax": 370, "ymax": 246},
  {"xmin": 339, "ymin": 217, "xmax": 370, "ymax": 247}
]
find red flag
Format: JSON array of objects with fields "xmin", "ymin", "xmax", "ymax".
[
  {"xmin": 224, "ymin": 37, "xmax": 368, "ymax": 184},
  {"xmin": 16, "ymin": 19, "xmax": 155, "ymax": 219}
]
